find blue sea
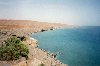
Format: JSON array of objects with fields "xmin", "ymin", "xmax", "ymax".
[{"xmin": 31, "ymin": 26, "xmax": 100, "ymax": 66}]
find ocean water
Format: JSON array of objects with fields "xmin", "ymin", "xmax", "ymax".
[{"xmin": 31, "ymin": 26, "xmax": 100, "ymax": 66}]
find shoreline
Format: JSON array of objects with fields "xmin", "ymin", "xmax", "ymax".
[
  {"xmin": 0, "ymin": 20, "xmax": 67, "ymax": 66},
  {"xmin": 28, "ymin": 27, "xmax": 67, "ymax": 66}
]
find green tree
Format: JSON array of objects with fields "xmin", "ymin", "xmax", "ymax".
[{"xmin": 0, "ymin": 37, "xmax": 29, "ymax": 61}]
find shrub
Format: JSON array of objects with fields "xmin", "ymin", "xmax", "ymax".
[
  {"xmin": 0, "ymin": 37, "xmax": 29, "ymax": 61},
  {"xmin": 39, "ymin": 63, "xmax": 45, "ymax": 66}
]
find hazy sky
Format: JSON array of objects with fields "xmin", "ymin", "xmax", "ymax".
[{"xmin": 0, "ymin": 0, "xmax": 100, "ymax": 26}]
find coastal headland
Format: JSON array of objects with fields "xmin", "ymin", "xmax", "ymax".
[{"xmin": 0, "ymin": 20, "xmax": 67, "ymax": 66}]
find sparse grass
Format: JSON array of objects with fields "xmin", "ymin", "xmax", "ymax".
[{"xmin": 0, "ymin": 37, "xmax": 29, "ymax": 61}]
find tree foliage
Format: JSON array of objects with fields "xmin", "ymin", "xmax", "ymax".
[{"xmin": 0, "ymin": 37, "xmax": 29, "ymax": 61}]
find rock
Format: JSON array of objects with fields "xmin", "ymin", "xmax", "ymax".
[
  {"xmin": 41, "ymin": 29, "xmax": 47, "ymax": 32},
  {"xmin": 50, "ymin": 28, "xmax": 53, "ymax": 30},
  {"xmin": 12, "ymin": 35, "xmax": 17, "ymax": 36},
  {"xmin": 50, "ymin": 53, "xmax": 57, "ymax": 58},
  {"xmin": 2, "ymin": 31, "xmax": 7, "ymax": 35},
  {"xmin": 17, "ymin": 36, "xmax": 27, "ymax": 41}
]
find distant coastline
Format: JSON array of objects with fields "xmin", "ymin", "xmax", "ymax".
[{"xmin": 0, "ymin": 20, "xmax": 67, "ymax": 66}]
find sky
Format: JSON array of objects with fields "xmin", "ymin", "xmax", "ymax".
[{"xmin": 0, "ymin": 0, "xmax": 100, "ymax": 26}]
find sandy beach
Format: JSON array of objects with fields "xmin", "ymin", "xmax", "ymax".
[{"xmin": 0, "ymin": 20, "xmax": 67, "ymax": 66}]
